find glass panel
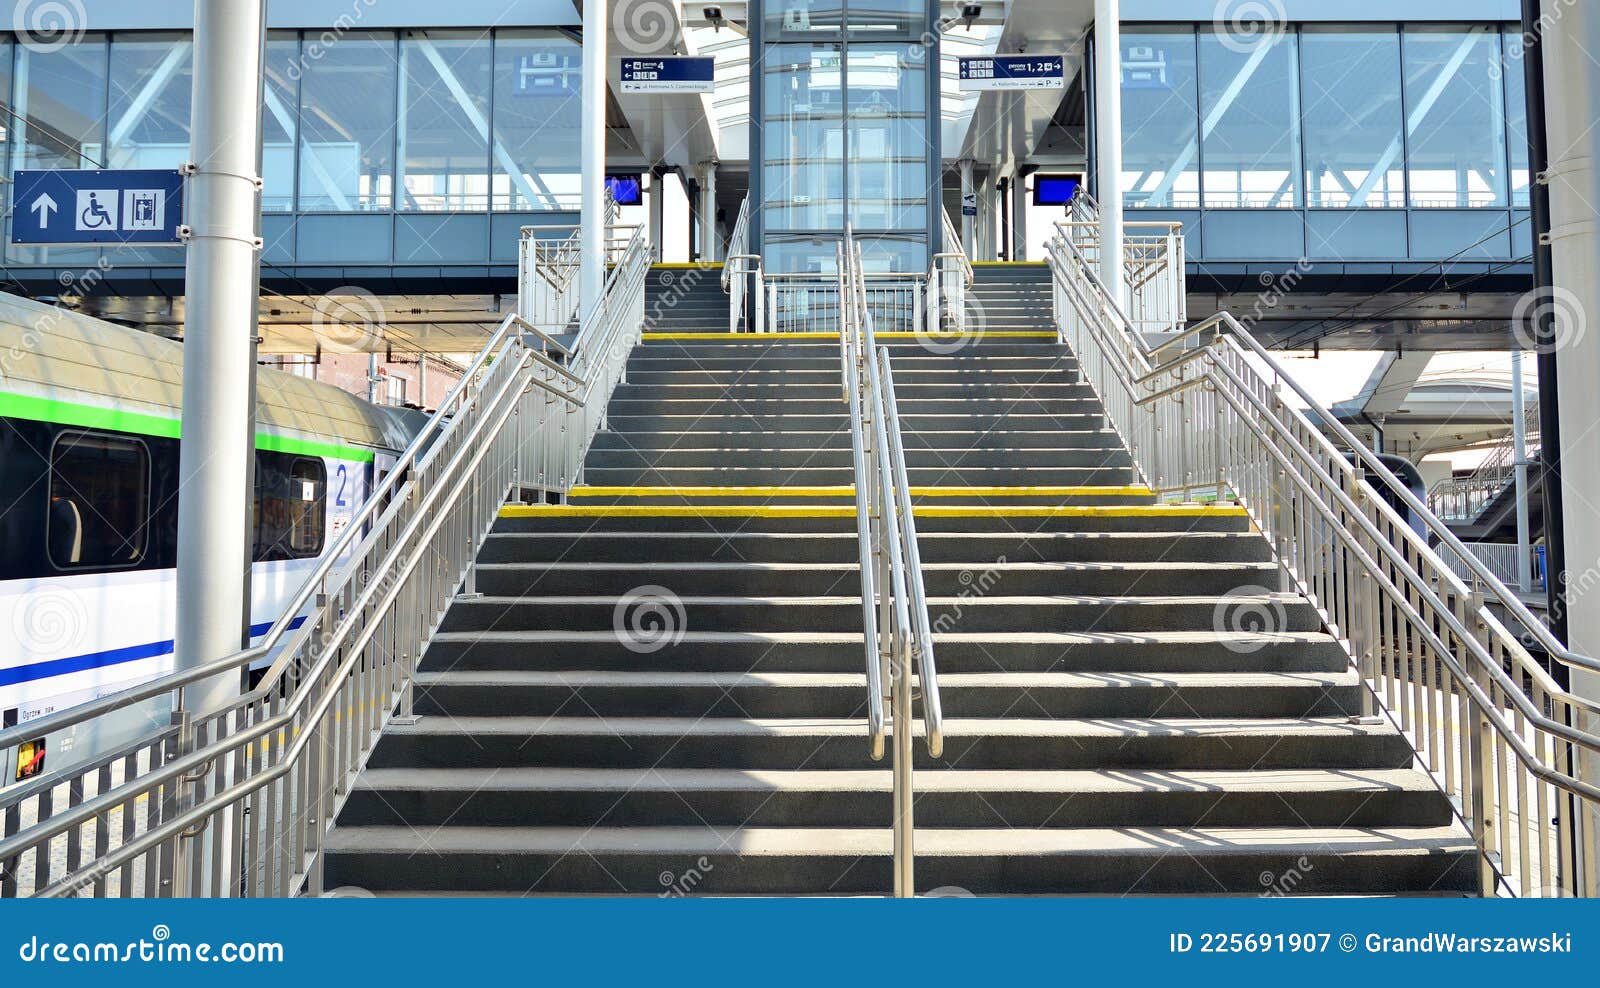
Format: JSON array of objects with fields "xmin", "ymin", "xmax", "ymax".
[
  {"xmin": 1503, "ymin": 28, "xmax": 1529, "ymax": 208},
  {"xmin": 845, "ymin": 0, "xmax": 922, "ymax": 36},
  {"xmin": 1199, "ymin": 30, "xmax": 1300, "ymax": 208},
  {"xmin": 263, "ymin": 34, "xmax": 299, "ymax": 213},
  {"xmin": 399, "ymin": 32, "xmax": 491, "ymax": 211},
  {"xmin": 106, "ymin": 34, "xmax": 193, "ymax": 170},
  {"xmin": 297, "ymin": 31, "xmax": 397, "ymax": 211},
  {"xmin": 254, "ymin": 454, "xmax": 326, "ymax": 562},
  {"xmin": 846, "ymin": 45, "xmax": 926, "ymax": 234},
  {"xmin": 1300, "ymin": 27, "xmax": 1405, "ymax": 208},
  {"xmin": 492, "ymin": 31, "xmax": 582, "ymax": 210},
  {"xmin": 762, "ymin": 43, "xmax": 846, "ymax": 235},
  {"xmin": 1404, "ymin": 26, "xmax": 1507, "ymax": 208},
  {"xmin": 0, "ymin": 39, "xmax": 11, "ymax": 220},
  {"xmin": 1121, "ymin": 28, "xmax": 1200, "ymax": 208},
  {"xmin": 48, "ymin": 432, "xmax": 149, "ymax": 571},
  {"xmin": 11, "ymin": 36, "xmax": 107, "ymax": 172},
  {"xmin": 764, "ymin": 0, "xmax": 846, "ymax": 39}
]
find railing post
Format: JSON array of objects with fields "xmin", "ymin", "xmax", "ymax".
[{"xmin": 1464, "ymin": 590, "xmax": 1499, "ymax": 896}]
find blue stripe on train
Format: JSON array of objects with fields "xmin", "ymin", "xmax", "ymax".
[{"xmin": 0, "ymin": 616, "xmax": 308, "ymax": 688}]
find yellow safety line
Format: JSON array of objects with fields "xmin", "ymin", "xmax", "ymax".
[
  {"xmin": 501, "ymin": 503, "xmax": 1244, "ymax": 519},
  {"xmin": 970, "ymin": 260, "xmax": 1048, "ymax": 266},
  {"xmin": 569, "ymin": 485, "xmax": 1154, "ymax": 499},
  {"xmin": 651, "ymin": 262, "xmax": 723, "ymax": 269},
  {"xmin": 640, "ymin": 331, "xmax": 1057, "ymax": 341}
]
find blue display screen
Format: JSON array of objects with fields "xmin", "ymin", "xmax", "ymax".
[
  {"xmin": 1033, "ymin": 174, "xmax": 1082, "ymax": 206},
  {"xmin": 605, "ymin": 174, "xmax": 644, "ymax": 206}
]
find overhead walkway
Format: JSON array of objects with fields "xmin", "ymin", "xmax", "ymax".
[{"xmin": 3, "ymin": 210, "xmax": 1596, "ymax": 900}]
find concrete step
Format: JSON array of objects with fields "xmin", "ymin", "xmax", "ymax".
[
  {"xmin": 478, "ymin": 530, "xmax": 1268, "ymax": 563},
  {"xmin": 365, "ymin": 716, "xmax": 1418, "ymax": 772},
  {"xmin": 602, "ymin": 412, "xmax": 1107, "ymax": 432},
  {"xmin": 435, "ymin": 593, "xmax": 1324, "ymax": 635},
  {"xmin": 618, "ymin": 368, "xmax": 1078, "ymax": 385},
  {"xmin": 582, "ymin": 447, "xmax": 1133, "ymax": 470},
  {"xmin": 602, "ymin": 397, "xmax": 1108, "ymax": 417},
  {"xmin": 589, "ymin": 429, "xmax": 1125, "ymax": 451},
  {"xmin": 577, "ymin": 466, "xmax": 1140, "ymax": 486},
  {"xmin": 410, "ymin": 669, "xmax": 1361, "ymax": 719},
  {"xmin": 608, "ymin": 382, "xmax": 1095, "ymax": 401},
  {"xmin": 624, "ymin": 355, "xmax": 1075, "ymax": 372},
  {"xmin": 321, "ymin": 824, "xmax": 1476, "ymax": 895},
  {"xmin": 338, "ymin": 767, "xmax": 1451, "ymax": 829},
  {"xmin": 421, "ymin": 630, "xmax": 1351, "ymax": 674},
  {"xmin": 469, "ymin": 560, "xmax": 1280, "ymax": 597}
]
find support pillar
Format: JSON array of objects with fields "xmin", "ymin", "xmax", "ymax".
[
  {"xmin": 648, "ymin": 167, "xmax": 666, "ymax": 262},
  {"xmin": 698, "ymin": 161, "xmax": 719, "ymax": 262},
  {"xmin": 175, "ymin": 0, "xmax": 266, "ymax": 715},
  {"xmin": 580, "ymin": 0, "xmax": 607, "ymax": 318},
  {"xmin": 1013, "ymin": 171, "xmax": 1030, "ymax": 261},
  {"xmin": 959, "ymin": 160, "xmax": 976, "ymax": 258},
  {"xmin": 1513, "ymin": 353, "xmax": 1533, "ymax": 594},
  {"xmin": 1094, "ymin": 0, "xmax": 1126, "ymax": 304},
  {"xmin": 1541, "ymin": 0, "xmax": 1600, "ymax": 776}
]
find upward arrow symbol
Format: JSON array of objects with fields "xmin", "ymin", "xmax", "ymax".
[{"xmin": 30, "ymin": 193, "xmax": 58, "ymax": 228}]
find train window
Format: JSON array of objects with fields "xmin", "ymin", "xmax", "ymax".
[
  {"xmin": 47, "ymin": 431, "xmax": 150, "ymax": 570},
  {"xmin": 254, "ymin": 454, "xmax": 326, "ymax": 560}
]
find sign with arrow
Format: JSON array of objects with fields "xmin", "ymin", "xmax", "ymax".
[{"xmin": 11, "ymin": 169, "xmax": 186, "ymax": 246}]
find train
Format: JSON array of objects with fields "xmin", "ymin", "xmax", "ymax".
[{"xmin": 0, "ymin": 293, "xmax": 426, "ymax": 785}]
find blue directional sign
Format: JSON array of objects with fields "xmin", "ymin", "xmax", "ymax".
[
  {"xmin": 619, "ymin": 57, "xmax": 715, "ymax": 94},
  {"xmin": 11, "ymin": 169, "xmax": 186, "ymax": 246},
  {"xmin": 958, "ymin": 55, "xmax": 1066, "ymax": 92}
]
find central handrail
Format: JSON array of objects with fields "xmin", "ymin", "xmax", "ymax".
[{"xmin": 840, "ymin": 230, "xmax": 943, "ymax": 898}]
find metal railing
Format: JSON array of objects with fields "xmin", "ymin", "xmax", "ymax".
[
  {"xmin": 1428, "ymin": 414, "xmax": 1541, "ymax": 524},
  {"xmin": 721, "ymin": 197, "xmax": 765, "ymax": 333},
  {"xmin": 1047, "ymin": 221, "xmax": 1600, "ymax": 898},
  {"xmin": 926, "ymin": 206, "xmax": 975, "ymax": 336},
  {"xmin": 518, "ymin": 192, "xmax": 623, "ymax": 334},
  {"xmin": 1065, "ymin": 190, "xmax": 1187, "ymax": 335},
  {"xmin": 0, "ymin": 222, "xmax": 651, "ymax": 898},
  {"xmin": 1441, "ymin": 542, "xmax": 1546, "ymax": 594},
  {"xmin": 838, "ymin": 232, "xmax": 942, "ymax": 898}
]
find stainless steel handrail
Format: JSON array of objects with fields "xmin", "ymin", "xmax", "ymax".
[{"xmin": 1047, "ymin": 210, "xmax": 1600, "ymax": 898}]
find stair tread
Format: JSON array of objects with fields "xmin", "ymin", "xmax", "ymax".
[
  {"xmin": 382, "ymin": 715, "xmax": 1393, "ymax": 738},
  {"xmin": 350, "ymin": 766, "xmax": 1437, "ymax": 795},
  {"xmin": 414, "ymin": 670, "xmax": 1354, "ymax": 688},
  {"xmin": 428, "ymin": 629, "xmax": 1333, "ymax": 645},
  {"xmin": 452, "ymin": 593, "xmax": 1303, "ymax": 606},
  {"xmin": 324, "ymin": 825, "xmax": 1473, "ymax": 857},
  {"xmin": 470, "ymin": 561, "xmax": 1275, "ymax": 572}
]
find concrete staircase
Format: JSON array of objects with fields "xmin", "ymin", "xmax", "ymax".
[{"xmin": 322, "ymin": 267, "xmax": 1476, "ymax": 895}]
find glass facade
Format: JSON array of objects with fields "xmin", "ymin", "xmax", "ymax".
[
  {"xmin": 1, "ymin": 28, "xmax": 584, "ymax": 261},
  {"xmin": 1123, "ymin": 24, "xmax": 1524, "ymax": 213},
  {"xmin": 755, "ymin": 0, "xmax": 933, "ymax": 274}
]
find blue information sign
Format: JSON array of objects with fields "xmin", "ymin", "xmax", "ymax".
[
  {"xmin": 11, "ymin": 169, "xmax": 186, "ymax": 246},
  {"xmin": 958, "ymin": 55, "xmax": 1065, "ymax": 92},
  {"xmin": 619, "ymin": 57, "xmax": 715, "ymax": 94}
]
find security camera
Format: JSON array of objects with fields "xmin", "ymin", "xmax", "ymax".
[
  {"xmin": 961, "ymin": 3, "xmax": 982, "ymax": 27},
  {"xmin": 703, "ymin": 5, "xmax": 725, "ymax": 29}
]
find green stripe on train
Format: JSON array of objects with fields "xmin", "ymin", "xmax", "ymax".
[{"xmin": 0, "ymin": 391, "xmax": 378, "ymax": 463}]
